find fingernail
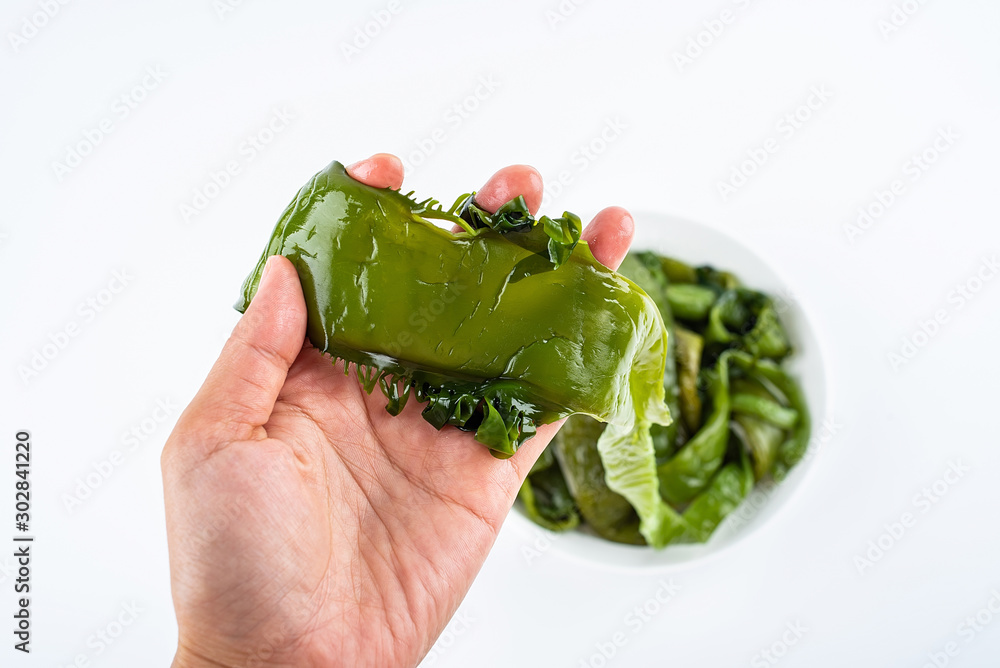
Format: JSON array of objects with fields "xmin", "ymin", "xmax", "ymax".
[{"xmin": 346, "ymin": 157, "xmax": 372, "ymax": 179}]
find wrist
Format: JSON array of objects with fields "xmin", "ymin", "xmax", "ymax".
[
  {"xmin": 171, "ymin": 643, "xmax": 234, "ymax": 668},
  {"xmin": 171, "ymin": 635, "xmax": 309, "ymax": 668}
]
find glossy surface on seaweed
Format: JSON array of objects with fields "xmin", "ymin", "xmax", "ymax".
[
  {"xmin": 236, "ymin": 160, "xmax": 671, "ymax": 458},
  {"xmin": 519, "ymin": 249, "xmax": 811, "ymax": 548}
]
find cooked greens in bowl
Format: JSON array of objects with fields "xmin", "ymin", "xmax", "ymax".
[{"xmin": 517, "ymin": 249, "xmax": 811, "ymax": 549}]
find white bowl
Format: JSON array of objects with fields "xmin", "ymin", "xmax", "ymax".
[{"xmin": 508, "ymin": 212, "xmax": 831, "ymax": 569}]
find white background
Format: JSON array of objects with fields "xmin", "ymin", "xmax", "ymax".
[{"xmin": 2, "ymin": 0, "xmax": 999, "ymax": 666}]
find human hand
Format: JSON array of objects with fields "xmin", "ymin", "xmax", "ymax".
[{"xmin": 161, "ymin": 153, "xmax": 635, "ymax": 667}]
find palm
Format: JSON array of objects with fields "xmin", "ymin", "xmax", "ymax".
[
  {"xmin": 162, "ymin": 154, "xmax": 632, "ymax": 668},
  {"xmin": 169, "ymin": 342, "xmax": 553, "ymax": 667}
]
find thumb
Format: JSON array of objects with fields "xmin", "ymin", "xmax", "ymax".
[{"xmin": 173, "ymin": 255, "xmax": 307, "ymax": 450}]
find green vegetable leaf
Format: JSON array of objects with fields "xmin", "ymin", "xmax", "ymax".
[
  {"xmin": 657, "ymin": 255, "xmax": 698, "ymax": 284},
  {"xmin": 680, "ymin": 449, "xmax": 754, "ymax": 542},
  {"xmin": 658, "ymin": 353, "xmax": 732, "ymax": 505},
  {"xmin": 619, "ymin": 253, "xmax": 683, "ymax": 460},
  {"xmin": 667, "ymin": 284, "xmax": 718, "ymax": 321},
  {"xmin": 597, "ymin": 420, "xmax": 689, "ymax": 548},
  {"xmin": 729, "ymin": 352, "xmax": 811, "ymax": 480},
  {"xmin": 552, "ymin": 416, "xmax": 645, "ymax": 544},
  {"xmin": 733, "ymin": 413, "xmax": 784, "ymax": 481},
  {"xmin": 706, "ymin": 289, "xmax": 791, "ymax": 359},
  {"xmin": 518, "ymin": 457, "xmax": 581, "ymax": 532},
  {"xmin": 459, "ymin": 193, "xmax": 533, "ymax": 233},
  {"xmin": 731, "ymin": 392, "xmax": 799, "ymax": 430},
  {"xmin": 541, "ymin": 212, "xmax": 582, "ymax": 269},
  {"xmin": 674, "ymin": 326, "xmax": 705, "ymax": 434}
]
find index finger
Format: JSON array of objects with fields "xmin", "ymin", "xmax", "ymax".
[
  {"xmin": 474, "ymin": 165, "xmax": 544, "ymax": 215},
  {"xmin": 346, "ymin": 153, "xmax": 404, "ymax": 189}
]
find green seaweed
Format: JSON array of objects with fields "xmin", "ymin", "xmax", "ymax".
[
  {"xmin": 518, "ymin": 250, "xmax": 811, "ymax": 548},
  {"xmin": 236, "ymin": 161, "xmax": 672, "ymax": 460}
]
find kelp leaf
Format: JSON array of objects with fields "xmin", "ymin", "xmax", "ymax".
[
  {"xmin": 475, "ymin": 401, "xmax": 514, "ymax": 457},
  {"xmin": 541, "ymin": 212, "xmax": 582, "ymax": 269},
  {"xmin": 679, "ymin": 450, "xmax": 754, "ymax": 542},
  {"xmin": 674, "ymin": 326, "xmax": 704, "ymax": 434},
  {"xmin": 619, "ymin": 253, "xmax": 683, "ymax": 460},
  {"xmin": 733, "ymin": 413, "xmax": 784, "ymax": 481},
  {"xmin": 658, "ymin": 353, "xmax": 732, "ymax": 505},
  {"xmin": 553, "ymin": 415, "xmax": 644, "ymax": 545},
  {"xmin": 236, "ymin": 161, "xmax": 671, "ymax": 459},
  {"xmin": 379, "ymin": 375, "xmax": 411, "ymax": 416},
  {"xmin": 518, "ymin": 460, "xmax": 581, "ymax": 532},
  {"xmin": 706, "ymin": 289, "xmax": 791, "ymax": 360},
  {"xmin": 597, "ymin": 421, "xmax": 689, "ymax": 548},
  {"xmin": 657, "ymin": 255, "xmax": 698, "ymax": 285},
  {"xmin": 729, "ymin": 352, "xmax": 811, "ymax": 481},
  {"xmin": 667, "ymin": 284, "xmax": 718, "ymax": 321},
  {"xmin": 459, "ymin": 193, "xmax": 534, "ymax": 233},
  {"xmin": 731, "ymin": 392, "xmax": 798, "ymax": 430}
]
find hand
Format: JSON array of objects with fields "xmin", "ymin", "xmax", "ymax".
[{"xmin": 161, "ymin": 153, "xmax": 635, "ymax": 668}]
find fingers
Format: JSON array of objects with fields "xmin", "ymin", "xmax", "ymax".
[
  {"xmin": 474, "ymin": 165, "xmax": 544, "ymax": 215},
  {"xmin": 346, "ymin": 153, "xmax": 404, "ymax": 190},
  {"xmin": 345, "ymin": 157, "xmax": 545, "ymax": 216},
  {"xmin": 581, "ymin": 206, "xmax": 634, "ymax": 271},
  {"xmin": 173, "ymin": 256, "xmax": 308, "ymax": 450},
  {"xmin": 473, "ymin": 169, "xmax": 632, "ymax": 271},
  {"xmin": 347, "ymin": 153, "xmax": 635, "ymax": 269},
  {"xmin": 347, "ymin": 155, "xmax": 632, "ymax": 270}
]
